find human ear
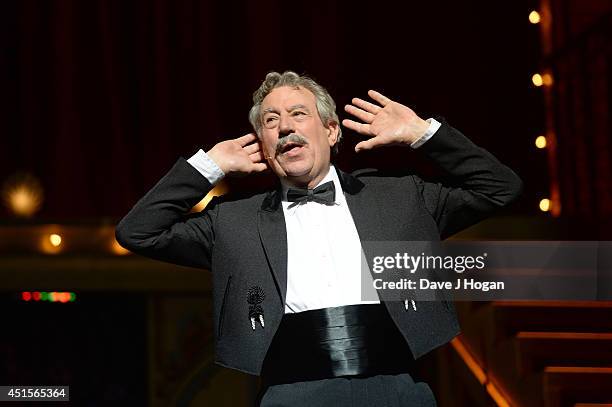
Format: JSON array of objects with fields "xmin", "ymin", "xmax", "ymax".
[{"xmin": 326, "ymin": 121, "xmax": 339, "ymax": 147}]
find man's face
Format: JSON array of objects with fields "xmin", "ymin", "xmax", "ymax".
[{"xmin": 259, "ymin": 86, "xmax": 339, "ymax": 188}]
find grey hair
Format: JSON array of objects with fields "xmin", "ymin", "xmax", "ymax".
[{"xmin": 248, "ymin": 71, "xmax": 342, "ymax": 154}]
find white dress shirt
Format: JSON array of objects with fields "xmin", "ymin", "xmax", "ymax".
[
  {"xmin": 187, "ymin": 118, "xmax": 441, "ymax": 313},
  {"xmin": 280, "ymin": 166, "xmax": 380, "ymax": 313}
]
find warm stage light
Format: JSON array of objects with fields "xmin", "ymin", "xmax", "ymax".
[
  {"xmin": 529, "ymin": 11, "xmax": 541, "ymax": 24},
  {"xmin": 542, "ymin": 73, "xmax": 553, "ymax": 86},
  {"xmin": 22, "ymin": 292, "xmax": 32, "ymax": 301},
  {"xmin": 40, "ymin": 231, "xmax": 63, "ymax": 254},
  {"xmin": 539, "ymin": 198, "xmax": 551, "ymax": 212},
  {"xmin": 535, "ymin": 136, "xmax": 547, "ymax": 149},
  {"xmin": 2, "ymin": 172, "xmax": 44, "ymax": 218},
  {"xmin": 111, "ymin": 237, "xmax": 130, "ymax": 255},
  {"xmin": 192, "ymin": 182, "xmax": 229, "ymax": 212},
  {"xmin": 533, "ymin": 72, "xmax": 554, "ymax": 87},
  {"xmin": 49, "ymin": 234, "xmax": 62, "ymax": 247},
  {"xmin": 532, "ymin": 74, "xmax": 543, "ymax": 87}
]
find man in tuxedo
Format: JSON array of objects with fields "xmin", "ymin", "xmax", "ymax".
[{"xmin": 116, "ymin": 71, "xmax": 522, "ymax": 406}]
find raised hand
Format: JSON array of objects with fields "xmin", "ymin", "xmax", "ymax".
[
  {"xmin": 342, "ymin": 90, "xmax": 430, "ymax": 152},
  {"xmin": 207, "ymin": 133, "xmax": 268, "ymax": 176}
]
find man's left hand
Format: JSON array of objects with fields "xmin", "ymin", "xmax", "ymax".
[{"xmin": 342, "ymin": 90, "xmax": 430, "ymax": 152}]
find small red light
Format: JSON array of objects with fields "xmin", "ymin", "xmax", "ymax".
[
  {"xmin": 60, "ymin": 293, "xmax": 70, "ymax": 303},
  {"xmin": 32, "ymin": 292, "xmax": 41, "ymax": 301},
  {"xmin": 22, "ymin": 292, "xmax": 32, "ymax": 301}
]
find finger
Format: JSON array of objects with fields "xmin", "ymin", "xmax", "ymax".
[
  {"xmin": 368, "ymin": 90, "xmax": 392, "ymax": 107},
  {"xmin": 235, "ymin": 132, "xmax": 258, "ymax": 147},
  {"xmin": 355, "ymin": 137, "xmax": 384, "ymax": 152},
  {"xmin": 251, "ymin": 162, "xmax": 269, "ymax": 172},
  {"xmin": 249, "ymin": 151, "xmax": 264, "ymax": 162},
  {"xmin": 351, "ymin": 98, "xmax": 381, "ymax": 114},
  {"xmin": 342, "ymin": 119, "xmax": 373, "ymax": 136},
  {"xmin": 243, "ymin": 142, "xmax": 261, "ymax": 155},
  {"xmin": 344, "ymin": 104, "xmax": 375, "ymax": 123}
]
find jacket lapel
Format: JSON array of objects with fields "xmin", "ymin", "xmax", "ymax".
[
  {"xmin": 338, "ymin": 169, "xmax": 386, "ymax": 242},
  {"xmin": 257, "ymin": 188, "xmax": 288, "ymax": 306}
]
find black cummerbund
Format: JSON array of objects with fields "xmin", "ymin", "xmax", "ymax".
[{"xmin": 261, "ymin": 304, "xmax": 415, "ymax": 385}]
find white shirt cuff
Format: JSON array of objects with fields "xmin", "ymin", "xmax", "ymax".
[
  {"xmin": 410, "ymin": 118, "xmax": 441, "ymax": 149},
  {"xmin": 187, "ymin": 149, "xmax": 225, "ymax": 185}
]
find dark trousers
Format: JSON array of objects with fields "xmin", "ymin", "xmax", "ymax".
[{"xmin": 258, "ymin": 373, "xmax": 437, "ymax": 407}]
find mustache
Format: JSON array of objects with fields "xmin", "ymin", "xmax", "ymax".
[{"xmin": 275, "ymin": 133, "xmax": 309, "ymax": 156}]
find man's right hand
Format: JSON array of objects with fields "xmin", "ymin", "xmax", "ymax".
[{"xmin": 207, "ymin": 133, "xmax": 268, "ymax": 176}]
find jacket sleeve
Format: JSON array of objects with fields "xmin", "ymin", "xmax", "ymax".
[
  {"xmin": 115, "ymin": 158, "xmax": 219, "ymax": 269},
  {"xmin": 413, "ymin": 120, "xmax": 523, "ymax": 239}
]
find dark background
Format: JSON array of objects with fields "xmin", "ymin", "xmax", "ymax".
[{"xmin": 0, "ymin": 0, "xmax": 546, "ymax": 220}]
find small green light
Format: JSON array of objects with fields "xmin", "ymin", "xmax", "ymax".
[
  {"xmin": 41, "ymin": 292, "xmax": 49, "ymax": 301},
  {"xmin": 70, "ymin": 292, "xmax": 76, "ymax": 302}
]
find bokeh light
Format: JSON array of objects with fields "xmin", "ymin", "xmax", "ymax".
[
  {"xmin": 539, "ymin": 198, "xmax": 551, "ymax": 212},
  {"xmin": 2, "ymin": 172, "xmax": 44, "ymax": 218},
  {"xmin": 529, "ymin": 11, "xmax": 541, "ymax": 24},
  {"xmin": 535, "ymin": 136, "xmax": 547, "ymax": 149}
]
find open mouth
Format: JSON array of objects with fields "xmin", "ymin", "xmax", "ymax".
[
  {"xmin": 279, "ymin": 142, "xmax": 304, "ymax": 155},
  {"xmin": 275, "ymin": 133, "xmax": 309, "ymax": 157}
]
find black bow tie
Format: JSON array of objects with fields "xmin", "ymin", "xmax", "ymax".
[{"xmin": 286, "ymin": 181, "xmax": 336, "ymax": 208}]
